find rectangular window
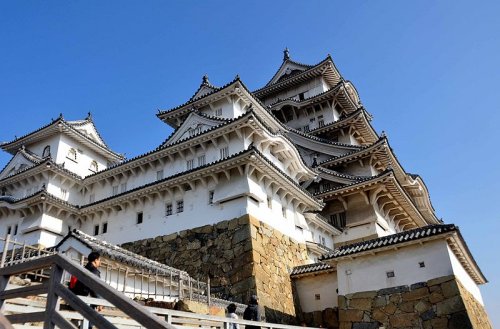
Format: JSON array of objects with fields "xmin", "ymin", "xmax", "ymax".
[
  {"xmin": 330, "ymin": 212, "xmax": 347, "ymax": 229},
  {"xmin": 282, "ymin": 206, "xmax": 287, "ymax": 219},
  {"xmin": 419, "ymin": 262, "xmax": 426, "ymax": 268},
  {"xmin": 157, "ymin": 170, "xmax": 164, "ymax": 180},
  {"xmin": 89, "ymin": 193, "xmax": 95, "ymax": 203},
  {"xmin": 386, "ymin": 271, "xmax": 395, "ymax": 278},
  {"xmin": 267, "ymin": 196, "xmax": 272, "ymax": 209},
  {"xmin": 94, "ymin": 225, "xmax": 99, "ymax": 236},
  {"xmin": 137, "ymin": 212, "xmax": 143, "ymax": 224},
  {"xmin": 298, "ymin": 93, "xmax": 305, "ymax": 101},
  {"xmin": 220, "ymin": 147, "xmax": 229, "ymax": 159},
  {"xmin": 186, "ymin": 159, "xmax": 194, "ymax": 170},
  {"xmin": 6, "ymin": 226, "xmax": 11, "ymax": 235},
  {"xmin": 176, "ymin": 200, "xmax": 184, "ymax": 213},
  {"xmin": 120, "ymin": 183, "xmax": 127, "ymax": 193},
  {"xmin": 303, "ymin": 125, "xmax": 310, "ymax": 133},
  {"xmin": 26, "ymin": 188, "xmax": 32, "ymax": 196},
  {"xmin": 198, "ymin": 155, "xmax": 206, "ymax": 167},
  {"xmin": 68, "ymin": 225, "xmax": 72, "ymax": 233},
  {"xmin": 318, "ymin": 115, "xmax": 325, "ymax": 127},
  {"xmin": 13, "ymin": 225, "xmax": 18, "ymax": 235},
  {"xmin": 112, "ymin": 186, "xmax": 119, "ymax": 196},
  {"xmin": 102, "ymin": 222, "xmax": 108, "ymax": 234},
  {"xmin": 315, "ymin": 294, "xmax": 321, "ymax": 300},
  {"xmin": 215, "ymin": 108, "xmax": 222, "ymax": 117},
  {"xmin": 165, "ymin": 203, "xmax": 173, "ymax": 216},
  {"xmin": 60, "ymin": 188, "xmax": 67, "ymax": 199},
  {"xmin": 208, "ymin": 191, "xmax": 214, "ymax": 204},
  {"xmin": 322, "ymin": 183, "xmax": 331, "ymax": 191}
]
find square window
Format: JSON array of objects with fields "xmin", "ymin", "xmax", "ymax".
[
  {"xmin": 137, "ymin": 212, "xmax": 143, "ymax": 224},
  {"xmin": 94, "ymin": 225, "xmax": 99, "ymax": 236},
  {"xmin": 176, "ymin": 200, "xmax": 184, "ymax": 213},
  {"xmin": 157, "ymin": 170, "xmax": 164, "ymax": 180},
  {"xmin": 102, "ymin": 222, "xmax": 108, "ymax": 234},
  {"xmin": 165, "ymin": 203, "xmax": 173, "ymax": 216},
  {"xmin": 315, "ymin": 294, "xmax": 321, "ymax": 300},
  {"xmin": 386, "ymin": 271, "xmax": 395, "ymax": 278},
  {"xmin": 419, "ymin": 262, "xmax": 426, "ymax": 268}
]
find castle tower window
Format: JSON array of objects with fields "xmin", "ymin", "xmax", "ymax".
[
  {"xmin": 67, "ymin": 148, "xmax": 77, "ymax": 162},
  {"xmin": 215, "ymin": 108, "xmax": 222, "ymax": 117},
  {"xmin": 156, "ymin": 170, "xmax": 164, "ymax": 180},
  {"xmin": 220, "ymin": 147, "xmax": 229, "ymax": 159},
  {"xmin": 186, "ymin": 159, "xmax": 194, "ymax": 170},
  {"xmin": 267, "ymin": 196, "xmax": 272, "ymax": 209},
  {"xmin": 13, "ymin": 225, "xmax": 18, "ymax": 236},
  {"xmin": 6, "ymin": 226, "xmax": 11, "ymax": 235},
  {"xmin": 208, "ymin": 191, "xmax": 214, "ymax": 204},
  {"xmin": 298, "ymin": 93, "xmax": 305, "ymax": 101},
  {"xmin": 102, "ymin": 222, "xmax": 108, "ymax": 234},
  {"xmin": 330, "ymin": 212, "xmax": 347, "ymax": 229},
  {"xmin": 386, "ymin": 271, "xmax": 395, "ymax": 278},
  {"xmin": 198, "ymin": 155, "xmax": 206, "ymax": 167},
  {"xmin": 42, "ymin": 145, "xmax": 51, "ymax": 158},
  {"xmin": 165, "ymin": 203, "xmax": 173, "ymax": 216},
  {"xmin": 112, "ymin": 186, "xmax": 118, "ymax": 196},
  {"xmin": 60, "ymin": 188, "xmax": 67, "ymax": 199},
  {"xmin": 120, "ymin": 183, "xmax": 127, "ymax": 193},
  {"xmin": 419, "ymin": 262, "xmax": 426, "ymax": 268},
  {"xmin": 89, "ymin": 160, "xmax": 98, "ymax": 172},
  {"xmin": 282, "ymin": 206, "xmax": 287, "ymax": 219},
  {"xmin": 136, "ymin": 212, "xmax": 143, "ymax": 224},
  {"xmin": 303, "ymin": 125, "xmax": 310, "ymax": 133},
  {"xmin": 176, "ymin": 200, "xmax": 184, "ymax": 213},
  {"xmin": 94, "ymin": 225, "xmax": 99, "ymax": 236},
  {"xmin": 318, "ymin": 115, "xmax": 324, "ymax": 127},
  {"xmin": 89, "ymin": 194, "xmax": 95, "ymax": 203}
]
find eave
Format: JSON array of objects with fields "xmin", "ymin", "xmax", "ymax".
[
  {"xmin": 82, "ymin": 147, "xmax": 323, "ymax": 214},
  {"xmin": 309, "ymin": 108, "xmax": 378, "ymax": 145},
  {"xmin": 315, "ymin": 170, "xmax": 433, "ymax": 228}
]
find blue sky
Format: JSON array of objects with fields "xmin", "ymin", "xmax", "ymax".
[{"xmin": 1, "ymin": 1, "xmax": 499, "ymax": 324}]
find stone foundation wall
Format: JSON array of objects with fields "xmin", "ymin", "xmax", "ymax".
[
  {"xmin": 301, "ymin": 308, "xmax": 339, "ymax": 329},
  {"xmin": 338, "ymin": 275, "xmax": 492, "ymax": 329},
  {"xmin": 121, "ymin": 214, "xmax": 309, "ymax": 323}
]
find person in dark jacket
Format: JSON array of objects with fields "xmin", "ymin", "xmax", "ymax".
[
  {"xmin": 243, "ymin": 295, "xmax": 261, "ymax": 329},
  {"xmin": 72, "ymin": 251, "xmax": 102, "ymax": 303},
  {"xmin": 71, "ymin": 251, "xmax": 103, "ymax": 329}
]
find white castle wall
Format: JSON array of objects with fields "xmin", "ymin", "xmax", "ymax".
[
  {"xmin": 447, "ymin": 245, "xmax": 484, "ymax": 304},
  {"xmin": 295, "ymin": 271, "xmax": 338, "ymax": 312},
  {"xmin": 337, "ymin": 239, "xmax": 454, "ymax": 295}
]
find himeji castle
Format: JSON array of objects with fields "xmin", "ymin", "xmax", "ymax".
[{"xmin": 0, "ymin": 50, "xmax": 491, "ymax": 328}]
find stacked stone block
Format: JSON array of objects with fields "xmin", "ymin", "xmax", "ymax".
[
  {"xmin": 338, "ymin": 275, "xmax": 491, "ymax": 329},
  {"xmin": 121, "ymin": 214, "xmax": 309, "ymax": 323}
]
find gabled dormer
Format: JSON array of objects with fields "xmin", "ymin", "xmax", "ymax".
[
  {"xmin": 254, "ymin": 49, "xmax": 343, "ymax": 106},
  {"xmin": 161, "ymin": 111, "xmax": 226, "ymax": 147},
  {"xmin": 1, "ymin": 114, "xmax": 123, "ymax": 178},
  {"xmin": 0, "ymin": 147, "xmax": 42, "ymax": 180}
]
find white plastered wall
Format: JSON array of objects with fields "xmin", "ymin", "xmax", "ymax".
[
  {"xmin": 447, "ymin": 245, "xmax": 484, "ymax": 304},
  {"xmin": 294, "ymin": 271, "xmax": 338, "ymax": 312}
]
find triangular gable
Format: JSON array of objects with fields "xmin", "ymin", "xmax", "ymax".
[
  {"xmin": 266, "ymin": 60, "xmax": 312, "ymax": 87},
  {"xmin": 0, "ymin": 149, "xmax": 41, "ymax": 180},
  {"xmin": 191, "ymin": 85, "xmax": 218, "ymax": 101},
  {"xmin": 163, "ymin": 112, "xmax": 224, "ymax": 146},
  {"xmin": 67, "ymin": 119, "xmax": 107, "ymax": 147}
]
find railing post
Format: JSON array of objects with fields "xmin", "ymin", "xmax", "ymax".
[
  {"xmin": 207, "ymin": 276, "xmax": 211, "ymax": 307},
  {"xmin": 0, "ymin": 274, "xmax": 10, "ymax": 310},
  {"xmin": 0, "ymin": 234, "xmax": 10, "ymax": 268},
  {"xmin": 43, "ymin": 263, "xmax": 64, "ymax": 329}
]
